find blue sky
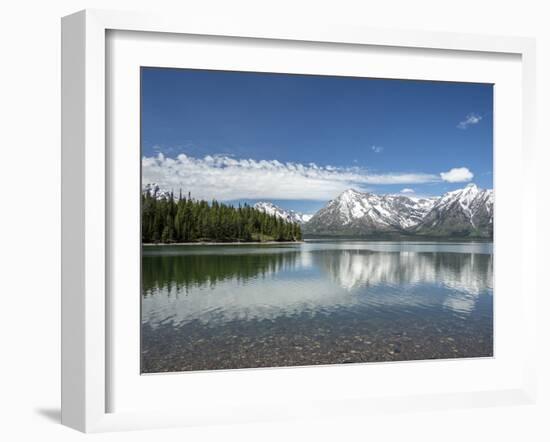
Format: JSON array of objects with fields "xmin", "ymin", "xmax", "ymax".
[{"xmin": 141, "ymin": 67, "xmax": 493, "ymax": 214}]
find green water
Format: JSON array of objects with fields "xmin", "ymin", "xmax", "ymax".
[{"xmin": 141, "ymin": 240, "xmax": 493, "ymax": 373}]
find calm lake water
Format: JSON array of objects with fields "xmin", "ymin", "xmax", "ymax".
[{"xmin": 141, "ymin": 240, "xmax": 493, "ymax": 373}]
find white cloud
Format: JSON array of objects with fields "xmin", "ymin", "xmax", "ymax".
[
  {"xmin": 142, "ymin": 153, "xmax": 442, "ymax": 201},
  {"xmin": 457, "ymin": 113, "xmax": 482, "ymax": 129},
  {"xmin": 400, "ymin": 188, "xmax": 415, "ymax": 194},
  {"xmin": 371, "ymin": 145, "xmax": 384, "ymax": 153},
  {"xmin": 440, "ymin": 167, "xmax": 474, "ymax": 183}
]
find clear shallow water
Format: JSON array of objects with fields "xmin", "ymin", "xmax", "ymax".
[{"xmin": 141, "ymin": 241, "xmax": 493, "ymax": 373}]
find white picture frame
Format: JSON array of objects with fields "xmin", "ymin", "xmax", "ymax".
[{"xmin": 61, "ymin": 9, "xmax": 537, "ymax": 433}]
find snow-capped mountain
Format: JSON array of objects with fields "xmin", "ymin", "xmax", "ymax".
[
  {"xmin": 142, "ymin": 183, "xmax": 172, "ymax": 199},
  {"xmin": 254, "ymin": 202, "xmax": 313, "ymax": 224},
  {"xmin": 304, "ymin": 184, "xmax": 493, "ymax": 238},
  {"xmin": 304, "ymin": 189, "xmax": 437, "ymax": 235},
  {"xmin": 413, "ymin": 183, "xmax": 493, "ymax": 237}
]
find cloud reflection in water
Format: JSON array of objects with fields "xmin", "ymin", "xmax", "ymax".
[{"xmin": 142, "ymin": 243, "xmax": 493, "ymax": 327}]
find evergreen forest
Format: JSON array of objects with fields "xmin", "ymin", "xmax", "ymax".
[{"xmin": 141, "ymin": 188, "xmax": 302, "ymax": 243}]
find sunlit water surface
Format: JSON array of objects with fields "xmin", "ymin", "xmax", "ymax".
[{"xmin": 141, "ymin": 241, "xmax": 493, "ymax": 373}]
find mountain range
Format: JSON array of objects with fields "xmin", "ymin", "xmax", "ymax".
[
  {"xmin": 144, "ymin": 182, "xmax": 494, "ymax": 238},
  {"xmin": 257, "ymin": 184, "xmax": 493, "ymax": 238}
]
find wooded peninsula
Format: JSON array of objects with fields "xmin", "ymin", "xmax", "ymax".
[{"xmin": 141, "ymin": 189, "xmax": 302, "ymax": 244}]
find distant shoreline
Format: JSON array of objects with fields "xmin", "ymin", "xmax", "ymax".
[
  {"xmin": 143, "ymin": 241, "xmax": 304, "ymax": 246},
  {"xmin": 303, "ymin": 235, "xmax": 493, "ymax": 242},
  {"xmin": 142, "ymin": 237, "xmax": 493, "ymax": 246}
]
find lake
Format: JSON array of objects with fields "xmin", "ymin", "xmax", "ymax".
[{"xmin": 141, "ymin": 240, "xmax": 493, "ymax": 373}]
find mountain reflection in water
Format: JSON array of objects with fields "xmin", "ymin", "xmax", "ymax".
[
  {"xmin": 141, "ymin": 241, "xmax": 493, "ymax": 372},
  {"xmin": 142, "ymin": 243, "xmax": 492, "ymax": 327}
]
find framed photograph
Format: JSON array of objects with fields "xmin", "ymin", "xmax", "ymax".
[{"xmin": 61, "ymin": 9, "xmax": 537, "ymax": 432}]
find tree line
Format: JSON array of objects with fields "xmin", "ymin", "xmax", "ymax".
[{"xmin": 141, "ymin": 187, "xmax": 302, "ymax": 243}]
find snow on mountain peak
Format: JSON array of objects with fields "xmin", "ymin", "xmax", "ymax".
[
  {"xmin": 318, "ymin": 188, "xmax": 436, "ymax": 229},
  {"xmin": 143, "ymin": 182, "xmax": 171, "ymax": 199},
  {"xmin": 415, "ymin": 184, "xmax": 493, "ymax": 233},
  {"xmin": 254, "ymin": 202, "xmax": 312, "ymax": 224},
  {"xmin": 340, "ymin": 188, "xmax": 363, "ymax": 197}
]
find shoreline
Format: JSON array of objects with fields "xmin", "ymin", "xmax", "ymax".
[
  {"xmin": 143, "ymin": 240, "xmax": 304, "ymax": 246},
  {"xmin": 142, "ymin": 238, "xmax": 493, "ymax": 246}
]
